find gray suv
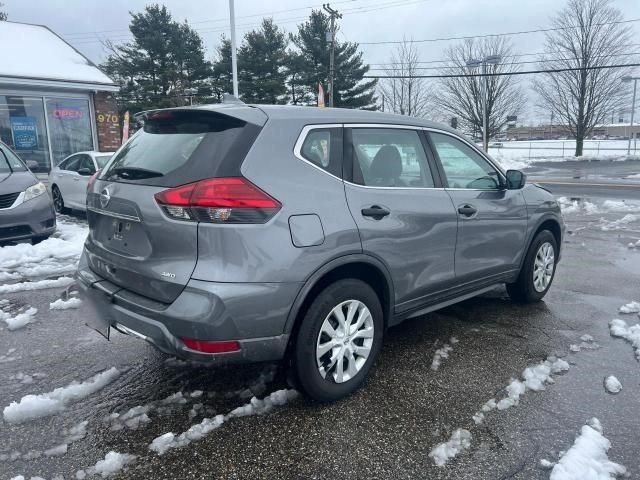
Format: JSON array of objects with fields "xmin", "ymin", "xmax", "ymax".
[{"xmin": 77, "ymin": 105, "xmax": 564, "ymax": 401}]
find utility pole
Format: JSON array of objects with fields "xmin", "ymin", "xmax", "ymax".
[
  {"xmin": 622, "ymin": 76, "xmax": 638, "ymax": 155},
  {"xmin": 229, "ymin": 0, "xmax": 239, "ymax": 98},
  {"xmin": 323, "ymin": 3, "xmax": 341, "ymax": 108}
]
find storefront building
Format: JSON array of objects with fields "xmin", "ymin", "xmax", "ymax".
[{"xmin": 0, "ymin": 21, "xmax": 120, "ymax": 173}]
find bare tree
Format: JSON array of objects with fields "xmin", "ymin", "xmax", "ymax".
[
  {"xmin": 378, "ymin": 39, "xmax": 432, "ymax": 117},
  {"xmin": 436, "ymin": 37, "xmax": 525, "ymax": 149},
  {"xmin": 534, "ymin": 0, "xmax": 634, "ymax": 156}
]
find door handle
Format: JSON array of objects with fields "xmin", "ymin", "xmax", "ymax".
[
  {"xmin": 457, "ymin": 204, "xmax": 477, "ymax": 217},
  {"xmin": 361, "ymin": 205, "xmax": 390, "ymax": 219}
]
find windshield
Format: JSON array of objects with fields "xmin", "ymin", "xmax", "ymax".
[
  {"xmin": 0, "ymin": 146, "xmax": 27, "ymax": 173},
  {"xmin": 94, "ymin": 155, "xmax": 112, "ymax": 169}
]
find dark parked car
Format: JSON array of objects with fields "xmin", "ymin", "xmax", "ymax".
[
  {"xmin": 77, "ymin": 105, "xmax": 564, "ymax": 401},
  {"xmin": 0, "ymin": 142, "xmax": 55, "ymax": 244}
]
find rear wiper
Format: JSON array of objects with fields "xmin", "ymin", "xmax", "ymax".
[{"xmin": 109, "ymin": 166, "xmax": 163, "ymax": 180}]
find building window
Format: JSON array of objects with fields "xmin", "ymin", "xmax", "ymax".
[
  {"xmin": 45, "ymin": 97, "xmax": 94, "ymax": 166},
  {"xmin": 0, "ymin": 95, "xmax": 51, "ymax": 173}
]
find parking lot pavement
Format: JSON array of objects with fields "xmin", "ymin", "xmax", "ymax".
[{"xmin": 1, "ymin": 196, "xmax": 640, "ymax": 479}]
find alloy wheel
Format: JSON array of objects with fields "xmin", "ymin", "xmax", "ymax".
[
  {"xmin": 533, "ymin": 241, "xmax": 555, "ymax": 292},
  {"xmin": 316, "ymin": 299, "xmax": 374, "ymax": 383},
  {"xmin": 52, "ymin": 187, "xmax": 63, "ymax": 213}
]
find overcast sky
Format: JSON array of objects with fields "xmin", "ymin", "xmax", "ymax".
[{"xmin": 4, "ymin": 0, "xmax": 639, "ymax": 122}]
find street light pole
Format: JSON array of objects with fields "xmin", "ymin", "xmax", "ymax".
[
  {"xmin": 229, "ymin": 0, "xmax": 239, "ymax": 98},
  {"xmin": 622, "ymin": 76, "xmax": 638, "ymax": 155}
]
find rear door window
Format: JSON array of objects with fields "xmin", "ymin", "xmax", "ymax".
[
  {"xmin": 297, "ymin": 127, "xmax": 342, "ymax": 177},
  {"xmin": 101, "ymin": 110, "xmax": 259, "ymax": 187}
]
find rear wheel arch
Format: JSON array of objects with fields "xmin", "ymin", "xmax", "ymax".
[{"xmin": 285, "ymin": 256, "xmax": 394, "ymax": 343}]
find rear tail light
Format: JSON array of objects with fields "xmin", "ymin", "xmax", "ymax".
[
  {"xmin": 181, "ymin": 338, "xmax": 240, "ymax": 354},
  {"xmin": 87, "ymin": 170, "xmax": 100, "ymax": 192},
  {"xmin": 154, "ymin": 177, "xmax": 281, "ymax": 224}
]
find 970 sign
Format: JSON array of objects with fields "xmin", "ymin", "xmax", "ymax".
[{"xmin": 97, "ymin": 113, "xmax": 119, "ymax": 124}]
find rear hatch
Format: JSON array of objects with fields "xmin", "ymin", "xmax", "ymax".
[{"xmin": 84, "ymin": 107, "xmax": 266, "ymax": 304}]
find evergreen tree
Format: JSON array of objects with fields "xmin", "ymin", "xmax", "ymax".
[
  {"xmin": 290, "ymin": 10, "xmax": 377, "ymax": 109},
  {"xmin": 0, "ymin": 3, "xmax": 7, "ymax": 21},
  {"xmin": 102, "ymin": 4, "xmax": 212, "ymax": 113},
  {"xmin": 212, "ymin": 19, "xmax": 289, "ymax": 104}
]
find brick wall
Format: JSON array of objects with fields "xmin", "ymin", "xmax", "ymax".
[{"xmin": 93, "ymin": 92, "xmax": 121, "ymax": 152}]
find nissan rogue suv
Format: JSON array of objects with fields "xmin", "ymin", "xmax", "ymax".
[{"xmin": 77, "ymin": 104, "xmax": 563, "ymax": 401}]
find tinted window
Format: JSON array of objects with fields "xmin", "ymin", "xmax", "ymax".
[
  {"xmin": 101, "ymin": 110, "xmax": 252, "ymax": 186},
  {"xmin": 350, "ymin": 128, "xmax": 434, "ymax": 188},
  {"xmin": 430, "ymin": 132, "xmax": 501, "ymax": 189},
  {"xmin": 78, "ymin": 155, "xmax": 96, "ymax": 174},
  {"xmin": 63, "ymin": 155, "xmax": 81, "ymax": 172},
  {"xmin": 298, "ymin": 127, "xmax": 342, "ymax": 177},
  {"xmin": 0, "ymin": 146, "xmax": 27, "ymax": 173}
]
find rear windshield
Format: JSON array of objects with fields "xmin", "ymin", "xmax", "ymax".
[
  {"xmin": 101, "ymin": 110, "xmax": 253, "ymax": 186},
  {"xmin": 0, "ymin": 146, "xmax": 27, "ymax": 173}
]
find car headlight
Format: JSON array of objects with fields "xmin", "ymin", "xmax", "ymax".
[{"xmin": 24, "ymin": 182, "xmax": 47, "ymax": 202}]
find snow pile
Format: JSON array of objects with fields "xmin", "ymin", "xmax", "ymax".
[
  {"xmin": 473, "ymin": 357, "xmax": 569, "ymax": 423},
  {"xmin": 431, "ymin": 338, "xmax": 459, "ymax": 371},
  {"xmin": 619, "ymin": 301, "xmax": 640, "ymax": 314},
  {"xmin": 62, "ymin": 420, "xmax": 89, "ymax": 443},
  {"xmin": 604, "ymin": 376, "xmax": 622, "ymax": 394},
  {"xmin": 0, "ymin": 218, "xmax": 87, "ymax": 282},
  {"xmin": 600, "ymin": 214, "xmax": 638, "ymax": 231},
  {"xmin": 0, "ymin": 277, "xmax": 75, "ymax": 295},
  {"xmin": 0, "ymin": 306, "xmax": 37, "ymax": 330},
  {"xmin": 428, "ymin": 429, "xmax": 472, "ymax": 466},
  {"xmin": 149, "ymin": 389, "xmax": 299, "ymax": 455},
  {"xmin": 3, "ymin": 367, "xmax": 121, "ymax": 423},
  {"xmin": 75, "ymin": 451, "xmax": 136, "ymax": 478},
  {"xmin": 105, "ymin": 405, "xmax": 151, "ymax": 431},
  {"xmin": 609, "ymin": 319, "xmax": 640, "ymax": 360},
  {"xmin": 550, "ymin": 418, "xmax": 626, "ymax": 479},
  {"xmin": 9, "ymin": 372, "xmax": 46, "ymax": 384},
  {"xmin": 0, "ymin": 347, "xmax": 19, "ymax": 363},
  {"xmin": 627, "ymin": 240, "xmax": 640, "ymax": 249},
  {"xmin": 50, "ymin": 297, "xmax": 82, "ymax": 310},
  {"xmin": 569, "ymin": 334, "xmax": 600, "ymax": 353}
]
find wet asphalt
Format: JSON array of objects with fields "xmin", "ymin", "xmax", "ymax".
[{"xmin": 2, "ymin": 163, "xmax": 640, "ymax": 479}]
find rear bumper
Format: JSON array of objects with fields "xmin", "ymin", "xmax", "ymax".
[
  {"xmin": 76, "ymin": 252, "xmax": 301, "ymax": 364},
  {"xmin": 0, "ymin": 193, "xmax": 56, "ymax": 242}
]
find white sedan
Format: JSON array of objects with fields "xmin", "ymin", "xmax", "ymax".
[{"xmin": 48, "ymin": 151, "xmax": 113, "ymax": 213}]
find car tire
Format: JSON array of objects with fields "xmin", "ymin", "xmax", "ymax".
[
  {"xmin": 52, "ymin": 185, "xmax": 70, "ymax": 214},
  {"xmin": 293, "ymin": 279, "xmax": 384, "ymax": 402},
  {"xmin": 507, "ymin": 230, "xmax": 558, "ymax": 303},
  {"xmin": 31, "ymin": 235, "xmax": 50, "ymax": 245}
]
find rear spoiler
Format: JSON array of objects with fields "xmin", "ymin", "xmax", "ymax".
[{"xmin": 134, "ymin": 102, "xmax": 267, "ymax": 127}]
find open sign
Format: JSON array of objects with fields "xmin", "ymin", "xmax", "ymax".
[{"xmin": 53, "ymin": 107, "xmax": 84, "ymax": 120}]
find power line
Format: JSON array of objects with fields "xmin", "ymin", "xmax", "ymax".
[
  {"xmin": 368, "ymin": 51, "xmax": 640, "ymax": 71},
  {"xmin": 363, "ymin": 63, "xmax": 640, "ymax": 79},
  {"xmin": 359, "ymin": 17, "xmax": 640, "ymax": 45}
]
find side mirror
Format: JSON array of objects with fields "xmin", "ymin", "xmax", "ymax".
[
  {"xmin": 26, "ymin": 160, "xmax": 39, "ymax": 170},
  {"xmin": 77, "ymin": 167, "xmax": 93, "ymax": 176},
  {"xmin": 507, "ymin": 170, "xmax": 527, "ymax": 190},
  {"xmin": 505, "ymin": 169, "xmax": 526, "ymax": 189}
]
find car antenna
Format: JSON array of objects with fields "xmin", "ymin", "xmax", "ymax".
[{"xmin": 222, "ymin": 93, "xmax": 245, "ymax": 105}]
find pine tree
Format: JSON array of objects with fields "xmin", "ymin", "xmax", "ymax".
[
  {"xmin": 212, "ymin": 19, "xmax": 289, "ymax": 104},
  {"xmin": 102, "ymin": 4, "xmax": 212, "ymax": 113},
  {"xmin": 290, "ymin": 10, "xmax": 377, "ymax": 109}
]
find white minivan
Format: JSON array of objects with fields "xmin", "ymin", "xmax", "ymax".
[{"xmin": 49, "ymin": 151, "xmax": 113, "ymax": 213}]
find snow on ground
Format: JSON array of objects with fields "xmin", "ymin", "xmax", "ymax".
[
  {"xmin": 609, "ymin": 319, "xmax": 640, "ymax": 360},
  {"xmin": 600, "ymin": 214, "xmax": 639, "ymax": 231},
  {"xmin": 75, "ymin": 451, "xmax": 137, "ymax": 478},
  {"xmin": 149, "ymin": 389, "xmax": 299, "ymax": 455},
  {"xmin": 557, "ymin": 197, "xmax": 640, "ymax": 218},
  {"xmin": 0, "ymin": 306, "xmax": 37, "ymax": 330},
  {"xmin": 428, "ymin": 429, "xmax": 472, "ymax": 467},
  {"xmin": 0, "ymin": 218, "xmax": 87, "ymax": 283},
  {"xmin": 431, "ymin": 337, "xmax": 459, "ymax": 371},
  {"xmin": 549, "ymin": 418, "xmax": 626, "ymax": 480},
  {"xmin": 49, "ymin": 297, "xmax": 82, "ymax": 310},
  {"xmin": 3, "ymin": 367, "xmax": 121, "ymax": 423},
  {"xmin": 0, "ymin": 277, "xmax": 75, "ymax": 295},
  {"xmin": 604, "ymin": 376, "xmax": 622, "ymax": 394},
  {"xmin": 473, "ymin": 356, "xmax": 569, "ymax": 424},
  {"xmin": 619, "ymin": 301, "xmax": 640, "ymax": 314},
  {"xmin": 569, "ymin": 334, "xmax": 600, "ymax": 353},
  {"xmin": 627, "ymin": 240, "xmax": 640, "ymax": 249},
  {"xmin": 0, "ymin": 347, "xmax": 19, "ymax": 363},
  {"xmin": 9, "ymin": 372, "xmax": 47, "ymax": 384}
]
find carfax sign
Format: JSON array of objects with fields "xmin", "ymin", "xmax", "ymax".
[{"xmin": 10, "ymin": 117, "xmax": 38, "ymax": 150}]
